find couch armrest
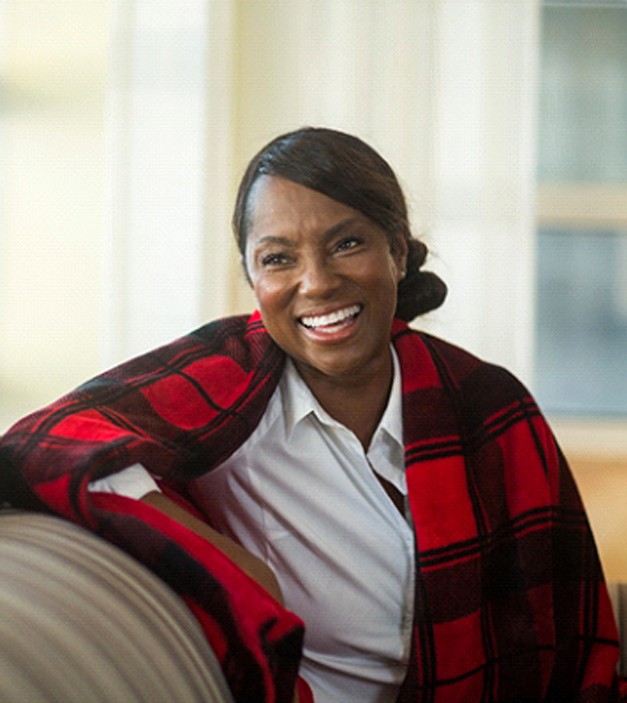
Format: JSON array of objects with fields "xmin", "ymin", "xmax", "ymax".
[{"xmin": 0, "ymin": 509, "xmax": 233, "ymax": 702}]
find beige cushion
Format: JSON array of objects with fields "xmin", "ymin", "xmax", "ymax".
[{"xmin": 0, "ymin": 510, "xmax": 233, "ymax": 702}]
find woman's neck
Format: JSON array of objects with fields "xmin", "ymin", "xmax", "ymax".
[{"xmin": 295, "ymin": 353, "xmax": 394, "ymax": 451}]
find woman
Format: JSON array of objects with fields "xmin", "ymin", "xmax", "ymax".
[{"xmin": 0, "ymin": 128, "xmax": 620, "ymax": 702}]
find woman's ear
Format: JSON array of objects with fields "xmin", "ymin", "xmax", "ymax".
[{"xmin": 392, "ymin": 233, "xmax": 409, "ymax": 281}]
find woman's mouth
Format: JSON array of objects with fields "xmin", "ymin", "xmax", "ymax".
[{"xmin": 298, "ymin": 304, "xmax": 362, "ymax": 334}]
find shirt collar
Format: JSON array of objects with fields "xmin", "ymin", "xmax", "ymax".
[
  {"xmin": 280, "ymin": 347, "xmax": 404, "ymax": 450},
  {"xmin": 374, "ymin": 347, "xmax": 404, "ymax": 449}
]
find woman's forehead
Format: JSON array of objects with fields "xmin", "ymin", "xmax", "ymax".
[{"xmin": 246, "ymin": 176, "xmax": 364, "ymax": 238}]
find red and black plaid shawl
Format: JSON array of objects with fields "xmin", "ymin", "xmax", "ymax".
[{"xmin": 0, "ymin": 313, "xmax": 620, "ymax": 702}]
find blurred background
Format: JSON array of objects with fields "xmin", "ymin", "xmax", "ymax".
[{"xmin": 0, "ymin": 0, "xmax": 625, "ymax": 577}]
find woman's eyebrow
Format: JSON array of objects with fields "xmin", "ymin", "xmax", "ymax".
[
  {"xmin": 254, "ymin": 235, "xmax": 298, "ymax": 248},
  {"xmin": 254, "ymin": 217, "xmax": 362, "ymax": 249},
  {"xmin": 322, "ymin": 217, "xmax": 361, "ymax": 240}
]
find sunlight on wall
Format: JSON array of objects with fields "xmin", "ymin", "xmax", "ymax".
[{"xmin": 0, "ymin": 1, "xmax": 108, "ymax": 427}]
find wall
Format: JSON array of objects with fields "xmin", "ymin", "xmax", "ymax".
[
  {"xmin": 570, "ymin": 457, "xmax": 627, "ymax": 582},
  {"xmin": 0, "ymin": 1, "xmax": 108, "ymax": 426}
]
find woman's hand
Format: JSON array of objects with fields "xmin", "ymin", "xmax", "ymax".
[{"xmin": 141, "ymin": 491, "xmax": 284, "ymax": 604}]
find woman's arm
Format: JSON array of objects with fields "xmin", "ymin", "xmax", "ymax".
[
  {"xmin": 141, "ymin": 491, "xmax": 284, "ymax": 605},
  {"xmin": 0, "ymin": 316, "xmax": 303, "ymax": 702},
  {"xmin": 89, "ymin": 466, "xmax": 284, "ymax": 603},
  {"xmin": 142, "ymin": 492, "xmax": 302, "ymax": 702}
]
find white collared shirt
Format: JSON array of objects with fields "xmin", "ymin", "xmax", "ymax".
[
  {"xmin": 90, "ymin": 350, "xmax": 415, "ymax": 703},
  {"xmin": 191, "ymin": 350, "xmax": 414, "ymax": 703}
]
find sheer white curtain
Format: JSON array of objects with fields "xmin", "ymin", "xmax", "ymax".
[
  {"xmin": 427, "ymin": 1, "xmax": 540, "ymax": 382},
  {"xmin": 105, "ymin": 0, "xmax": 540, "ymax": 381},
  {"xmin": 0, "ymin": 0, "xmax": 109, "ymax": 429},
  {"xmin": 104, "ymin": 0, "xmax": 234, "ymax": 364}
]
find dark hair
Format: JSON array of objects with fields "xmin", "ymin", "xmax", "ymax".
[{"xmin": 232, "ymin": 127, "xmax": 447, "ymax": 322}]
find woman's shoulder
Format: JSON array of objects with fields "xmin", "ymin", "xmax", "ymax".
[
  {"xmin": 395, "ymin": 324, "xmax": 533, "ymax": 407},
  {"xmin": 98, "ymin": 313, "xmax": 280, "ymax": 386}
]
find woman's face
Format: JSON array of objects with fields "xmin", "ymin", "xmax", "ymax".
[{"xmin": 244, "ymin": 176, "xmax": 407, "ymax": 385}]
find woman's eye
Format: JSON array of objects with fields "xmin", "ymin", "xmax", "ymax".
[
  {"xmin": 260, "ymin": 252, "xmax": 290, "ymax": 267},
  {"xmin": 335, "ymin": 236, "xmax": 362, "ymax": 252}
]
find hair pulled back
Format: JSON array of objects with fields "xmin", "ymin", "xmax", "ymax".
[{"xmin": 232, "ymin": 127, "xmax": 447, "ymax": 322}]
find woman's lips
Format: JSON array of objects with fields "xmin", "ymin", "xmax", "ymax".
[{"xmin": 298, "ymin": 304, "xmax": 362, "ymax": 334}]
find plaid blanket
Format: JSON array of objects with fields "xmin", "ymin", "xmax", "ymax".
[{"xmin": 0, "ymin": 312, "xmax": 620, "ymax": 702}]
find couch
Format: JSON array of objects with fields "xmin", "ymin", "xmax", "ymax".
[{"xmin": 0, "ymin": 509, "xmax": 233, "ymax": 702}]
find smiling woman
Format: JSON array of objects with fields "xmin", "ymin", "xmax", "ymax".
[
  {"xmin": 232, "ymin": 128, "xmax": 446, "ymax": 326},
  {"xmin": 231, "ymin": 129, "xmax": 446, "ymax": 451},
  {"xmin": 244, "ymin": 176, "xmax": 406, "ymax": 444},
  {"xmin": 0, "ymin": 128, "xmax": 620, "ymax": 703}
]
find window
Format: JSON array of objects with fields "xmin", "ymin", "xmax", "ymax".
[{"xmin": 535, "ymin": 4, "xmax": 627, "ymax": 423}]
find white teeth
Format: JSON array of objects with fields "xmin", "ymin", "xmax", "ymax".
[{"xmin": 300, "ymin": 305, "xmax": 361, "ymax": 329}]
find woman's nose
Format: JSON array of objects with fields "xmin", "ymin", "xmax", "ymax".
[{"xmin": 298, "ymin": 258, "xmax": 340, "ymax": 297}]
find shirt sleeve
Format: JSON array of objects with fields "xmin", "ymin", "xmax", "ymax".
[{"xmin": 87, "ymin": 464, "xmax": 161, "ymax": 499}]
